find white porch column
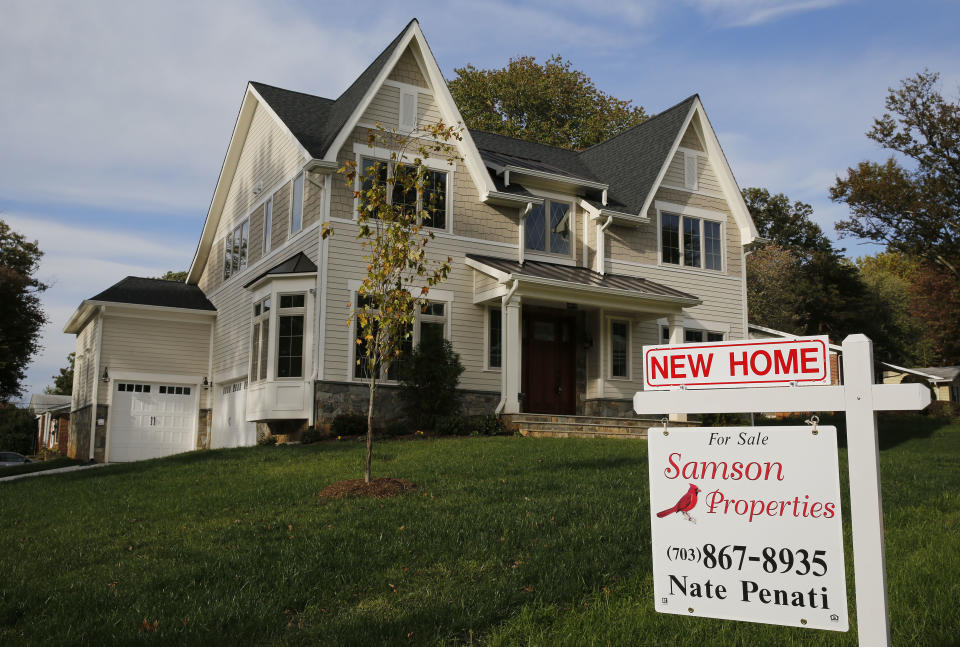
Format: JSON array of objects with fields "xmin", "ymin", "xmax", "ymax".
[
  {"xmin": 667, "ymin": 312, "xmax": 687, "ymax": 422},
  {"xmin": 503, "ymin": 295, "xmax": 522, "ymax": 413}
]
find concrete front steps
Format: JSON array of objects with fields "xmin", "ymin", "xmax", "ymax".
[{"xmin": 503, "ymin": 414, "xmax": 663, "ymax": 439}]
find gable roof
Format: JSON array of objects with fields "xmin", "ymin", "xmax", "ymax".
[
  {"xmin": 90, "ymin": 277, "xmax": 216, "ymax": 311},
  {"xmin": 243, "ymin": 252, "xmax": 318, "ymax": 288},
  {"xmin": 881, "ymin": 363, "xmax": 960, "ymax": 383},
  {"xmin": 29, "ymin": 394, "xmax": 72, "ymax": 414}
]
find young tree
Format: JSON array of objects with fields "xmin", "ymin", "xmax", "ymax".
[
  {"xmin": 830, "ymin": 71, "xmax": 960, "ymax": 278},
  {"xmin": 45, "ymin": 352, "xmax": 75, "ymax": 396},
  {"xmin": 448, "ymin": 55, "xmax": 647, "ymax": 151},
  {"xmin": 0, "ymin": 219, "xmax": 47, "ymax": 401},
  {"xmin": 337, "ymin": 122, "xmax": 461, "ymax": 483}
]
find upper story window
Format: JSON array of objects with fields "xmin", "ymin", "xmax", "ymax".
[
  {"xmin": 525, "ymin": 200, "xmax": 571, "ymax": 255},
  {"xmin": 223, "ymin": 219, "xmax": 249, "ymax": 280},
  {"xmin": 358, "ymin": 157, "xmax": 447, "ymax": 230},
  {"xmin": 290, "ymin": 172, "xmax": 304, "ymax": 235},
  {"xmin": 660, "ymin": 212, "xmax": 722, "ymax": 270},
  {"xmin": 263, "ymin": 196, "xmax": 273, "ymax": 255}
]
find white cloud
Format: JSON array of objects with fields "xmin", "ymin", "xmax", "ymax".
[{"xmin": 685, "ymin": 0, "xmax": 850, "ymax": 26}]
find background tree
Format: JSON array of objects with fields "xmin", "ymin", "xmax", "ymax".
[
  {"xmin": 741, "ymin": 188, "xmax": 834, "ymax": 256},
  {"xmin": 448, "ymin": 55, "xmax": 647, "ymax": 151},
  {"xmin": 907, "ymin": 262, "xmax": 960, "ymax": 364},
  {"xmin": 0, "ymin": 219, "xmax": 47, "ymax": 401},
  {"xmin": 745, "ymin": 244, "xmax": 804, "ymax": 334},
  {"xmin": 830, "ymin": 70, "xmax": 960, "ymax": 278},
  {"xmin": 338, "ymin": 122, "xmax": 460, "ymax": 483},
  {"xmin": 156, "ymin": 270, "xmax": 187, "ymax": 282},
  {"xmin": 44, "ymin": 352, "xmax": 74, "ymax": 396}
]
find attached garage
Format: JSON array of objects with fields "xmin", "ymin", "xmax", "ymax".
[
  {"xmin": 212, "ymin": 380, "xmax": 257, "ymax": 448},
  {"xmin": 108, "ymin": 382, "xmax": 198, "ymax": 462}
]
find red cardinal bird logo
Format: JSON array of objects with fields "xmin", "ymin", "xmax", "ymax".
[{"xmin": 656, "ymin": 483, "xmax": 701, "ymax": 523}]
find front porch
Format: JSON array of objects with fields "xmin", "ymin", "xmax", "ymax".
[{"xmin": 467, "ymin": 254, "xmax": 702, "ymax": 419}]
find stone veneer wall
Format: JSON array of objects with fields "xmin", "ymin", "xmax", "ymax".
[
  {"xmin": 68, "ymin": 406, "xmax": 91, "ymax": 460},
  {"xmin": 91, "ymin": 405, "xmax": 109, "ymax": 462},
  {"xmin": 314, "ymin": 381, "xmax": 500, "ymax": 430},
  {"xmin": 582, "ymin": 398, "xmax": 642, "ymax": 418}
]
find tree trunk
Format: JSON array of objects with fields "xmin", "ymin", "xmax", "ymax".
[{"xmin": 365, "ymin": 375, "xmax": 375, "ymax": 484}]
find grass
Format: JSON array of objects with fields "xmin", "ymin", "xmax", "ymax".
[
  {"xmin": 0, "ymin": 456, "xmax": 83, "ymax": 477},
  {"xmin": 1, "ymin": 417, "xmax": 958, "ymax": 646}
]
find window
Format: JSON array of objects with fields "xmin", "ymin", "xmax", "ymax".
[
  {"xmin": 525, "ymin": 200, "xmax": 571, "ymax": 255},
  {"xmin": 290, "ymin": 173, "xmax": 304, "ymax": 235},
  {"xmin": 684, "ymin": 152, "xmax": 699, "ymax": 191},
  {"xmin": 359, "ymin": 157, "xmax": 448, "ymax": 229},
  {"xmin": 277, "ymin": 293, "xmax": 304, "ymax": 378},
  {"xmin": 353, "ymin": 295, "xmax": 448, "ymax": 381},
  {"xmin": 263, "ymin": 196, "xmax": 273, "ymax": 255},
  {"xmin": 223, "ymin": 219, "xmax": 249, "ymax": 280},
  {"xmin": 250, "ymin": 297, "xmax": 270, "ymax": 382},
  {"xmin": 660, "ymin": 212, "xmax": 722, "ymax": 270},
  {"xmin": 610, "ymin": 320, "xmax": 629, "ymax": 378},
  {"xmin": 661, "ymin": 326, "xmax": 724, "ymax": 344},
  {"xmin": 488, "ymin": 307, "xmax": 502, "ymax": 369}
]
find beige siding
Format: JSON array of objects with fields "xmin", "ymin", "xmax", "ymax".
[
  {"xmin": 663, "ymin": 152, "xmax": 685, "ymax": 187},
  {"xmin": 451, "ymin": 162, "xmax": 517, "ymax": 244},
  {"xmin": 388, "ymin": 47, "xmax": 428, "ymax": 87},
  {"xmin": 248, "ymin": 203, "xmax": 265, "ymax": 265},
  {"xmin": 200, "ymin": 238, "xmax": 225, "ymax": 295},
  {"xmin": 697, "ymin": 156, "xmax": 723, "ymax": 195},
  {"xmin": 197, "ymin": 101, "xmax": 306, "ymax": 291},
  {"xmin": 473, "ymin": 270, "xmax": 499, "ymax": 297},
  {"xmin": 361, "ymin": 84, "xmax": 401, "ymax": 129},
  {"xmin": 323, "ymin": 226, "xmax": 506, "ymax": 392},
  {"xmin": 417, "ymin": 90, "xmax": 442, "ymax": 126},
  {"xmin": 96, "ymin": 314, "xmax": 212, "ymax": 403},
  {"xmin": 679, "ymin": 123, "xmax": 704, "ymax": 151},
  {"xmin": 72, "ymin": 316, "xmax": 100, "ymax": 410},
  {"xmin": 208, "ymin": 228, "xmax": 319, "ymax": 380},
  {"xmin": 271, "ymin": 179, "xmax": 291, "ymax": 249},
  {"xmin": 303, "ymin": 171, "xmax": 323, "ymax": 229}
]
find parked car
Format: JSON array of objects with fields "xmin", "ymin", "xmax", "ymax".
[{"xmin": 0, "ymin": 452, "xmax": 34, "ymax": 467}]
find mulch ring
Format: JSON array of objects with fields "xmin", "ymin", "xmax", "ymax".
[{"xmin": 318, "ymin": 477, "xmax": 417, "ymax": 500}]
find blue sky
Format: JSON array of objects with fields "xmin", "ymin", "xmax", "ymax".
[{"xmin": 2, "ymin": 0, "xmax": 958, "ymax": 399}]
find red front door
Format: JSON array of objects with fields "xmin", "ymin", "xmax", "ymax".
[{"xmin": 522, "ymin": 313, "xmax": 576, "ymax": 414}]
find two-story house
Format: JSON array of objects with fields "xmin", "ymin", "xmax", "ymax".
[{"xmin": 64, "ymin": 19, "xmax": 758, "ymax": 462}]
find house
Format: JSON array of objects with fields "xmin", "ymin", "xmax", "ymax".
[
  {"xmin": 28, "ymin": 394, "xmax": 72, "ymax": 455},
  {"xmin": 64, "ymin": 19, "xmax": 758, "ymax": 462},
  {"xmin": 881, "ymin": 364, "xmax": 960, "ymax": 403}
]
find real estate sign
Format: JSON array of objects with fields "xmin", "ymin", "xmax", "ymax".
[
  {"xmin": 643, "ymin": 336, "xmax": 830, "ymax": 390},
  {"xmin": 648, "ymin": 425, "xmax": 849, "ymax": 631}
]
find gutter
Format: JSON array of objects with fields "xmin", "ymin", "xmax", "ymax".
[
  {"xmin": 519, "ymin": 202, "xmax": 533, "ymax": 265},
  {"xmin": 494, "ymin": 279, "xmax": 520, "ymax": 415}
]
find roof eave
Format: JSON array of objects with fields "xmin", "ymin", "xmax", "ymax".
[{"xmin": 503, "ymin": 165, "xmax": 608, "ymax": 192}]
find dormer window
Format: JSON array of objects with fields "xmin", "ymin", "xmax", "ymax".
[{"xmin": 525, "ymin": 200, "xmax": 571, "ymax": 255}]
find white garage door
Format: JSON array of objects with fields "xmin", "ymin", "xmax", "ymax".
[
  {"xmin": 109, "ymin": 382, "xmax": 198, "ymax": 462},
  {"xmin": 212, "ymin": 380, "xmax": 257, "ymax": 448}
]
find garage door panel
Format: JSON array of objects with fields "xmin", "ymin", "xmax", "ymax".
[
  {"xmin": 109, "ymin": 382, "xmax": 197, "ymax": 462},
  {"xmin": 213, "ymin": 380, "xmax": 256, "ymax": 448}
]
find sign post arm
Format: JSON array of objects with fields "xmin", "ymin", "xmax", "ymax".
[{"xmin": 842, "ymin": 334, "xmax": 890, "ymax": 647}]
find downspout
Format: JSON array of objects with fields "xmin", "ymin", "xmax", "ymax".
[
  {"xmin": 88, "ymin": 306, "xmax": 104, "ymax": 461},
  {"xmin": 494, "ymin": 279, "xmax": 520, "ymax": 415},
  {"xmin": 597, "ymin": 215, "xmax": 613, "ymax": 276},
  {"xmin": 518, "ymin": 202, "xmax": 533, "ymax": 265}
]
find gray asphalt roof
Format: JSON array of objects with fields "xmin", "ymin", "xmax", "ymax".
[
  {"xmin": 467, "ymin": 254, "xmax": 699, "ymax": 303},
  {"xmin": 243, "ymin": 252, "xmax": 318, "ymax": 288},
  {"xmin": 90, "ymin": 277, "xmax": 216, "ymax": 311}
]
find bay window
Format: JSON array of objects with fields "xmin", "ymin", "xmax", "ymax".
[
  {"xmin": 660, "ymin": 212, "xmax": 722, "ymax": 270},
  {"xmin": 277, "ymin": 294, "xmax": 305, "ymax": 378},
  {"xmin": 250, "ymin": 296, "xmax": 270, "ymax": 382}
]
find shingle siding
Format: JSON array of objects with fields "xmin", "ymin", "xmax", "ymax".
[{"xmin": 387, "ymin": 47, "xmax": 428, "ymax": 87}]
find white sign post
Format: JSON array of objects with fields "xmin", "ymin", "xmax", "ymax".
[{"xmin": 634, "ymin": 334, "xmax": 931, "ymax": 646}]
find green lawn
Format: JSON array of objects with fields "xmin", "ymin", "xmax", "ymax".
[{"xmin": 1, "ymin": 418, "xmax": 958, "ymax": 646}]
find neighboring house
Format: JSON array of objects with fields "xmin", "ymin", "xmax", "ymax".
[
  {"xmin": 881, "ymin": 364, "xmax": 960, "ymax": 403},
  {"xmin": 28, "ymin": 394, "xmax": 72, "ymax": 454},
  {"xmin": 748, "ymin": 323, "xmax": 843, "ymax": 385},
  {"xmin": 64, "ymin": 19, "xmax": 758, "ymax": 462}
]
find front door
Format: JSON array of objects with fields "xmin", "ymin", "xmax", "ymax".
[{"xmin": 522, "ymin": 312, "xmax": 576, "ymax": 414}]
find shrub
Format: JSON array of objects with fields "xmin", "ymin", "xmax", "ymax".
[
  {"xmin": 466, "ymin": 414, "xmax": 505, "ymax": 436},
  {"xmin": 331, "ymin": 414, "xmax": 367, "ymax": 436},
  {"xmin": 383, "ymin": 418, "xmax": 409, "ymax": 437},
  {"xmin": 399, "ymin": 335, "xmax": 465, "ymax": 431},
  {"xmin": 300, "ymin": 428, "xmax": 324, "ymax": 444},
  {"xmin": 926, "ymin": 400, "xmax": 960, "ymax": 419},
  {"xmin": 0, "ymin": 407, "xmax": 36, "ymax": 454},
  {"xmin": 435, "ymin": 414, "xmax": 466, "ymax": 436}
]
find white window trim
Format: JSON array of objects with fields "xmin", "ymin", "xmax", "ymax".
[
  {"xmin": 262, "ymin": 195, "xmax": 273, "ymax": 255},
  {"xmin": 249, "ymin": 276, "xmax": 315, "ymax": 384},
  {"xmin": 289, "ymin": 172, "xmax": 304, "ymax": 237},
  {"xmin": 249, "ymin": 295, "xmax": 271, "ymax": 383},
  {"xmin": 607, "ymin": 317, "xmax": 632, "ymax": 381},
  {"xmin": 655, "ymin": 201, "xmax": 725, "ymax": 273},
  {"xmin": 351, "ymin": 152, "xmax": 453, "ymax": 234},
  {"xmin": 275, "ymin": 292, "xmax": 307, "ymax": 380},
  {"xmin": 483, "ymin": 304, "xmax": 502, "ymax": 372}
]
